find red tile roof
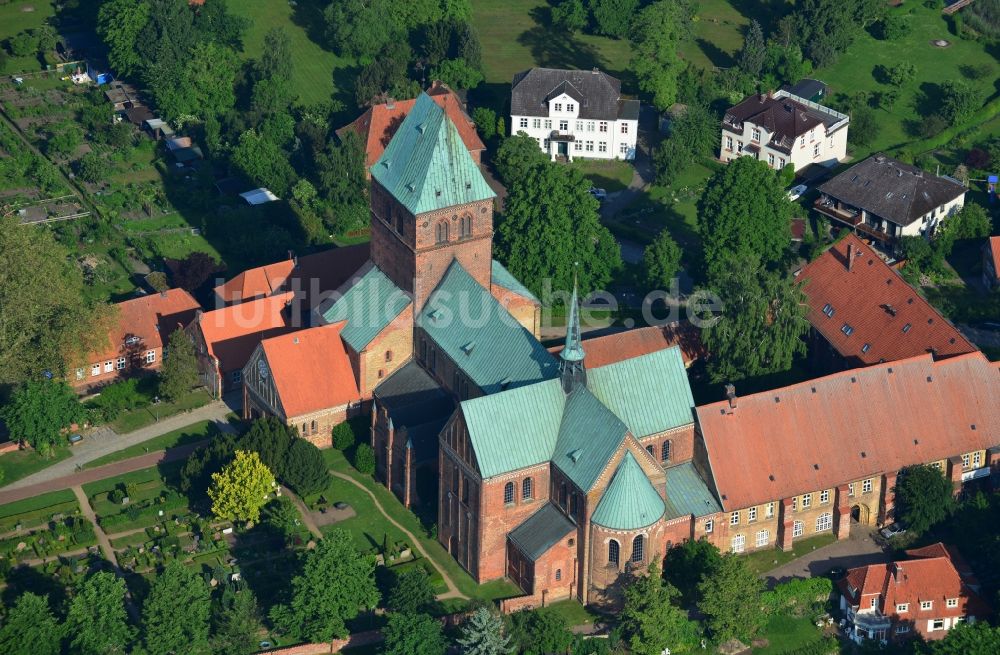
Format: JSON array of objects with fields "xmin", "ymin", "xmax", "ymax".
[
  {"xmin": 196, "ymin": 292, "xmax": 294, "ymax": 373},
  {"xmin": 213, "ymin": 245, "xmax": 370, "ymax": 310},
  {"xmin": 548, "ymin": 324, "xmax": 704, "ymax": 368},
  {"xmin": 696, "ymin": 352, "xmax": 999, "ymax": 511},
  {"xmin": 214, "ymin": 259, "xmax": 295, "ymax": 304},
  {"xmin": 259, "ymin": 322, "xmax": 361, "ymax": 417},
  {"xmin": 86, "ymin": 289, "xmax": 200, "ymax": 363},
  {"xmin": 838, "ymin": 544, "xmax": 990, "ymax": 620},
  {"xmin": 799, "ymin": 234, "xmax": 976, "ymax": 366},
  {"xmin": 336, "ymin": 83, "xmax": 485, "ymax": 169},
  {"xmin": 988, "ymin": 236, "xmax": 1000, "ymax": 282}
]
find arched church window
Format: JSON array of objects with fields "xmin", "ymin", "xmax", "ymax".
[
  {"xmin": 608, "ymin": 539, "xmax": 620, "ymax": 566},
  {"xmin": 436, "ymin": 221, "xmax": 449, "ymax": 243},
  {"xmin": 631, "ymin": 535, "xmax": 644, "ymax": 563},
  {"xmin": 504, "ymin": 482, "xmax": 514, "ymax": 505},
  {"xmin": 460, "ymin": 214, "xmax": 473, "ymax": 238},
  {"xmin": 522, "ymin": 478, "xmax": 532, "ymax": 500}
]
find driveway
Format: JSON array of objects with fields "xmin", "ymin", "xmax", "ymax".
[
  {"xmin": 764, "ymin": 527, "xmax": 890, "ymax": 587},
  {"xmin": 599, "ymin": 105, "xmax": 658, "ymax": 223}
]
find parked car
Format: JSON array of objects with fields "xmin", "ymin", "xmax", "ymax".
[
  {"xmin": 68, "ymin": 434, "xmax": 83, "ymax": 446},
  {"xmin": 787, "ymin": 184, "xmax": 808, "ymax": 201},
  {"xmin": 880, "ymin": 523, "xmax": 907, "ymax": 539},
  {"xmin": 589, "ymin": 187, "xmax": 607, "ymax": 201}
]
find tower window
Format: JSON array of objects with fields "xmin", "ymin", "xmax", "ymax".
[
  {"xmin": 460, "ymin": 214, "xmax": 473, "ymax": 238},
  {"xmin": 436, "ymin": 221, "xmax": 449, "ymax": 243}
]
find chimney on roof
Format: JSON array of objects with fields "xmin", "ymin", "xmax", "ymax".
[
  {"xmin": 847, "ymin": 243, "xmax": 855, "ymax": 272},
  {"xmin": 386, "ymin": 97, "xmax": 395, "ymax": 110},
  {"xmin": 160, "ymin": 289, "xmax": 168, "ymax": 298},
  {"xmin": 725, "ymin": 384, "xmax": 737, "ymax": 410},
  {"xmin": 758, "ymin": 92, "xmax": 766, "ymax": 102},
  {"xmin": 592, "ymin": 67, "xmax": 600, "ymax": 74},
  {"xmin": 893, "ymin": 562, "xmax": 903, "ymax": 583}
]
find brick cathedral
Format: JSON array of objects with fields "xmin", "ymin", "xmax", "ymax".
[{"xmin": 240, "ymin": 92, "xmax": 999, "ymax": 611}]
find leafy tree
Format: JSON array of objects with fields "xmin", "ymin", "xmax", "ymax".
[
  {"xmin": 353, "ymin": 45, "xmax": 419, "ymax": 107},
  {"xmin": 143, "ymin": 560, "xmax": 212, "ymax": 655},
  {"xmin": 97, "ymin": 0, "xmax": 151, "ymax": 76},
  {"xmin": 66, "ymin": 571, "xmax": 135, "ymax": 655},
  {"xmin": 739, "ymin": 20, "xmax": 766, "ymax": 78},
  {"xmin": 496, "ymin": 160, "xmax": 621, "ymax": 298},
  {"xmin": 429, "ymin": 57, "xmax": 483, "ymax": 90},
  {"xmin": 510, "ymin": 607, "xmax": 574, "ymax": 655},
  {"xmin": 383, "ymin": 611, "xmax": 447, "ymax": 655},
  {"xmin": 324, "ymin": 0, "xmax": 404, "ymax": 60},
  {"xmin": 175, "ymin": 41, "xmax": 238, "ymax": 121},
  {"xmin": 180, "ymin": 432, "xmax": 239, "ymax": 499},
  {"xmin": 935, "ymin": 202, "xmax": 992, "ymax": 256},
  {"xmin": 653, "ymin": 139, "xmax": 693, "ymax": 187},
  {"xmin": 231, "ymin": 128, "xmax": 298, "ymax": 197},
  {"xmin": 876, "ymin": 11, "xmax": 912, "ymax": 40},
  {"xmin": 75, "ymin": 152, "xmax": 110, "ymax": 183},
  {"xmin": 457, "ymin": 606, "xmax": 515, "ymax": 655},
  {"xmin": 697, "ymin": 553, "xmax": 766, "ymax": 642},
  {"xmin": 927, "ymin": 621, "xmax": 1000, "ymax": 654},
  {"xmin": 316, "ymin": 130, "xmax": 369, "ymax": 234},
  {"xmin": 619, "ymin": 559, "xmax": 701, "ymax": 655},
  {"xmin": 332, "ymin": 421, "xmax": 356, "ymax": 450},
  {"xmin": 208, "ymin": 450, "xmax": 275, "ymax": 523},
  {"xmin": 158, "ymin": 328, "xmax": 199, "ymax": 401},
  {"xmin": 354, "ymin": 442, "xmax": 377, "ymax": 475},
  {"xmin": 257, "ymin": 27, "xmax": 293, "ymax": 81},
  {"xmin": 893, "ymin": 464, "xmax": 956, "ymax": 535},
  {"xmin": 262, "ymin": 496, "xmax": 301, "ymax": 544},
  {"xmin": 272, "ymin": 529, "xmax": 379, "ymax": 642},
  {"xmin": 87, "ymin": 378, "xmax": 144, "ymax": 420},
  {"xmin": 697, "ymin": 257, "xmax": 808, "ymax": 383},
  {"xmin": 283, "ymin": 438, "xmax": 329, "ymax": 498},
  {"xmin": 240, "ymin": 416, "xmax": 297, "ymax": 478},
  {"xmin": 170, "ymin": 251, "xmax": 224, "ymax": 292},
  {"xmin": 847, "ymin": 101, "xmax": 880, "ymax": 147},
  {"xmin": 631, "ymin": 0, "xmax": 693, "ymax": 112},
  {"xmin": 552, "ymin": 0, "xmax": 588, "ymax": 32},
  {"xmin": 643, "ymin": 229, "xmax": 682, "ymax": 291},
  {"xmin": 212, "ymin": 584, "xmax": 263, "ymax": 655},
  {"xmin": 884, "ymin": 62, "xmax": 917, "ymax": 87},
  {"xmin": 671, "ymin": 104, "xmax": 719, "ymax": 158},
  {"xmin": 763, "ymin": 577, "xmax": 833, "ymax": 617},
  {"xmin": 8, "ymin": 32, "xmax": 38, "ymax": 57},
  {"xmin": 697, "ymin": 157, "xmax": 791, "ymax": 282},
  {"xmin": 1, "ymin": 379, "xmax": 84, "ymax": 453},
  {"xmin": 472, "ymin": 106, "xmax": 497, "ymax": 140},
  {"xmin": 918, "ymin": 114, "xmax": 949, "ymax": 140},
  {"xmin": 387, "ymin": 567, "xmax": 437, "ymax": 614},
  {"xmin": 939, "ymin": 80, "xmax": 981, "ymax": 125},
  {"xmin": 0, "ymin": 592, "xmax": 62, "ymax": 655},
  {"xmin": 791, "ymin": 0, "xmax": 884, "ymax": 68},
  {"xmin": 589, "ymin": 0, "xmax": 640, "ymax": 38},
  {"xmin": 493, "ymin": 132, "xmax": 549, "ymax": 185},
  {"xmin": 663, "ymin": 538, "xmax": 722, "ymax": 607}
]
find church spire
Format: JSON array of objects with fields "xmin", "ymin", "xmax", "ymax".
[{"xmin": 559, "ymin": 271, "xmax": 586, "ymax": 393}]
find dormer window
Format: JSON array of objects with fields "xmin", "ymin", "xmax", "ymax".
[{"xmin": 752, "ymin": 128, "xmax": 761, "ymax": 142}]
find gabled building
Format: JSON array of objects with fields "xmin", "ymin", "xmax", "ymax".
[
  {"xmin": 510, "ymin": 67, "xmax": 639, "ymax": 161},
  {"xmin": 814, "ymin": 154, "xmax": 967, "ymax": 249},
  {"xmin": 720, "ymin": 90, "xmax": 848, "ymax": 172},
  {"xmin": 336, "ymin": 81, "xmax": 485, "ymax": 175},
  {"xmin": 189, "ymin": 292, "xmax": 294, "ymax": 398},
  {"xmin": 798, "ymin": 234, "xmax": 976, "ymax": 370},
  {"xmin": 70, "ymin": 288, "xmax": 200, "ymax": 393},
  {"xmin": 839, "ymin": 543, "xmax": 990, "ymax": 643}
]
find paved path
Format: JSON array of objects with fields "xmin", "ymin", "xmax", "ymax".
[
  {"xmin": 283, "ymin": 487, "xmax": 322, "ymax": 540},
  {"xmin": 0, "ymin": 442, "xmax": 207, "ymax": 507},
  {"xmin": 2, "ymin": 400, "xmax": 234, "ymax": 491},
  {"xmin": 763, "ymin": 528, "xmax": 890, "ymax": 587},
  {"xmin": 599, "ymin": 105, "xmax": 657, "ymax": 224},
  {"xmin": 330, "ymin": 471, "xmax": 467, "ymax": 601},
  {"xmin": 72, "ymin": 485, "xmax": 116, "ymax": 563}
]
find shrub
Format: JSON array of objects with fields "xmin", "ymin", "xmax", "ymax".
[
  {"xmin": 88, "ymin": 378, "xmax": 145, "ymax": 420},
  {"xmin": 282, "ymin": 439, "xmax": 329, "ymax": 498},
  {"xmin": 354, "ymin": 443, "xmax": 376, "ymax": 475},
  {"xmin": 471, "ymin": 107, "xmax": 496, "ymax": 141},
  {"xmin": 332, "ymin": 422, "xmax": 355, "ymax": 450}
]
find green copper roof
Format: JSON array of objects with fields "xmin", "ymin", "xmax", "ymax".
[
  {"xmin": 370, "ymin": 93, "xmax": 495, "ymax": 215},
  {"xmin": 418, "ymin": 260, "xmax": 558, "ymax": 395},
  {"xmin": 551, "ymin": 386, "xmax": 630, "ymax": 492},
  {"xmin": 591, "ymin": 451, "xmax": 666, "ymax": 530},
  {"xmin": 663, "ymin": 461, "xmax": 723, "ymax": 520},
  {"xmin": 560, "ymin": 283, "xmax": 585, "ymax": 363},
  {"xmin": 588, "ymin": 347, "xmax": 695, "ymax": 438},
  {"xmin": 461, "ymin": 379, "xmax": 565, "ymax": 479},
  {"xmin": 491, "ymin": 260, "xmax": 539, "ymax": 304},
  {"xmin": 318, "ymin": 262, "xmax": 411, "ymax": 351},
  {"xmin": 508, "ymin": 503, "xmax": 576, "ymax": 561}
]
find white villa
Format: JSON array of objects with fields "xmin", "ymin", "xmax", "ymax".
[
  {"xmin": 510, "ymin": 67, "xmax": 639, "ymax": 162},
  {"xmin": 720, "ymin": 90, "xmax": 849, "ymax": 173}
]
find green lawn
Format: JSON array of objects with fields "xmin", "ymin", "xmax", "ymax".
[
  {"xmin": 0, "ymin": 444, "xmax": 72, "ymax": 487},
  {"xmin": 753, "ymin": 615, "xmax": 830, "ymax": 654},
  {"xmin": 322, "ymin": 448, "xmax": 521, "ymax": 603},
  {"xmin": 686, "ymin": 0, "xmax": 751, "ymax": 69},
  {"xmin": 84, "ymin": 419, "xmax": 221, "ymax": 469},
  {"xmin": 743, "ymin": 533, "xmax": 839, "ymax": 576},
  {"xmin": 0, "ymin": 489, "xmax": 77, "ymax": 532},
  {"xmin": 568, "ymin": 159, "xmax": 634, "ymax": 192},
  {"xmin": 109, "ymin": 388, "xmax": 212, "ymax": 434},
  {"xmin": 225, "ymin": 0, "xmax": 357, "ymax": 108},
  {"xmin": 546, "ymin": 599, "xmax": 600, "ymax": 628},
  {"xmin": 817, "ymin": 4, "xmax": 999, "ymax": 159},
  {"xmin": 81, "ymin": 462, "xmax": 180, "ymax": 498},
  {"xmin": 0, "ymin": 1, "xmax": 56, "ymax": 73}
]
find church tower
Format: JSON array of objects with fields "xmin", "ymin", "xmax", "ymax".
[
  {"xmin": 368, "ymin": 93, "xmax": 497, "ymax": 311},
  {"xmin": 559, "ymin": 280, "xmax": 586, "ymax": 393}
]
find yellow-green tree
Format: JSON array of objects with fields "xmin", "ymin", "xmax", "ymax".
[{"xmin": 208, "ymin": 450, "xmax": 274, "ymax": 523}]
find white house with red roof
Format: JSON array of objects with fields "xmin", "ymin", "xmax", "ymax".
[{"xmin": 839, "ymin": 543, "xmax": 990, "ymax": 643}]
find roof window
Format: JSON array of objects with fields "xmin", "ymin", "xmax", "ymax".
[
  {"xmin": 822, "ymin": 304, "xmax": 834, "ymax": 318},
  {"xmin": 902, "ymin": 323, "xmax": 912, "ymax": 333},
  {"xmin": 861, "ymin": 343, "xmax": 870, "ymax": 354},
  {"xmin": 841, "ymin": 324, "xmax": 854, "ymax": 336},
  {"xmin": 461, "ymin": 341, "xmax": 476, "ymax": 355}
]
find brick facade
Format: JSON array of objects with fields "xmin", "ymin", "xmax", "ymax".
[
  {"xmin": 352, "ymin": 306, "xmax": 414, "ymax": 399},
  {"xmin": 490, "ymin": 284, "xmax": 541, "ymax": 338}
]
